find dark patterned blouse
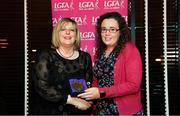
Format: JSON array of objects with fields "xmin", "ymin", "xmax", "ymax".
[
  {"xmin": 30, "ymin": 48, "xmax": 92, "ymax": 115},
  {"xmin": 93, "ymin": 52, "xmax": 119, "ymax": 115}
]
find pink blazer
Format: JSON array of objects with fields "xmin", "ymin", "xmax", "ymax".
[{"xmin": 93, "ymin": 42, "xmax": 143, "ymax": 115}]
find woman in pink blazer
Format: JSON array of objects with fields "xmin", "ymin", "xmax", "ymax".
[{"xmin": 78, "ymin": 12, "xmax": 143, "ymax": 115}]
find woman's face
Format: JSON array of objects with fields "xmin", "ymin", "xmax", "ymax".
[
  {"xmin": 101, "ymin": 18, "xmax": 120, "ymax": 48},
  {"xmin": 59, "ymin": 22, "xmax": 76, "ymax": 47}
]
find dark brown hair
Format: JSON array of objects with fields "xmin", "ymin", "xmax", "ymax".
[{"xmin": 95, "ymin": 12, "xmax": 130, "ymax": 59}]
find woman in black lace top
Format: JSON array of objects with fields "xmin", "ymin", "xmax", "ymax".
[{"xmin": 30, "ymin": 18, "xmax": 93, "ymax": 115}]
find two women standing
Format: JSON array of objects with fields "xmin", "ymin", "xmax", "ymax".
[{"xmin": 31, "ymin": 12, "xmax": 143, "ymax": 115}]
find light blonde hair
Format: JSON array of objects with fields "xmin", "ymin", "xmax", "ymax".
[{"xmin": 51, "ymin": 18, "xmax": 81, "ymax": 50}]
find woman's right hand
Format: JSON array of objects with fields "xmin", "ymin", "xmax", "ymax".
[
  {"xmin": 67, "ymin": 95, "xmax": 91, "ymax": 110},
  {"xmin": 78, "ymin": 87, "xmax": 100, "ymax": 100}
]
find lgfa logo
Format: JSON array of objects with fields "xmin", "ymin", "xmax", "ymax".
[
  {"xmin": 71, "ymin": 15, "xmax": 87, "ymax": 25},
  {"xmin": 54, "ymin": 0, "xmax": 74, "ymax": 11},
  {"xmin": 52, "ymin": 16, "xmax": 63, "ymax": 27},
  {"xmin": 80, "ymin": 32, "xmax": 95, "ymax": 40},
  {"xmin": 79, "ymin": 0, "xmax": 99, "ymax": 10},
  {"xmin": 104, "ymin": 0, "xmax": 125, "ymax": 9},
  {"xmin": 52, "ymin": 15, "xmax": 87, "ymax": 26},
  {"xmin": 92, "ymin": 16, "xmax": 99, "ymax": 25}
]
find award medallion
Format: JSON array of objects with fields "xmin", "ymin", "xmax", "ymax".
[{"xmin": 69, "ymin": 78, "xmax": 87, "ymax": 96}]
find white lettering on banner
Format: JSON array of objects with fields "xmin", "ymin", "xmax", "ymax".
[
  {"xmin": 71, "ymin": 15, "xmax": 87, "ymax": 25},
  {"xmin": 52, "ymin": 16, "xmax": 63, "ymax": 26},
  {"xmin": 104, "ymin": 0, "xmax": 124, "ymax": 9},
  {"xmin": 52, "ymin": 16, "xmax": 87, "ymax": 26},
  {"xmin": 123, "ymin": 16, "xmax": 128, "ymax": 22},
  {"xmin": 80, "ymin": 45, "xmax": 88, "ymax": 52},
  {"xmin": 79, "ymin": 0, "xmax": 99, "ymax": 10},
  {"xmin": 52, "ymin": 18, "xmax": 57, "ymax": 26},
  {"xmin": 51, "ymin": 0, "xmax": 128, "ymax": 63},
  {"xmin": 80, "ymin": 32, "xmax": 95, "ymax": 39},
  {"xmin": 80, "ymin": 46, "xmax": 96, "ymax": 56},
  {"xmin": 92, "ymin": 16, "xmax": 99, "ymax": 25},
  {"xmin": 54, "ymin": 1, "xmax": 73, "ymax": 11}
]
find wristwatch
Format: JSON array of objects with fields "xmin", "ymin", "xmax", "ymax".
[
  {"xmin": 100, "ymin": 92, "xmax": 106, "ymax": 98},
  {"xmin": 99, "ymin": 89, "xmax": 106, "ymax": 98}
]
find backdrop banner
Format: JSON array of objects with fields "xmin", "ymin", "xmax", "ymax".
[{"xmin": 51, "ymin": 0, "xmax": 128, "ymax": 62}]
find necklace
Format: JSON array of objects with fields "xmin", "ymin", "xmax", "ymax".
[{"xmin": 56, "ymin": 49, "xmax": 74, "ymax": 59}]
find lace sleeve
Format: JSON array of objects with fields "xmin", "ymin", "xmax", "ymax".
[
  {"xmin": 32, "ymin": 50, "xmax": 67, "ymax": 104},
  {"xmin": 84, "ymin": 52, "xmax": 93, "ymax": 87}
]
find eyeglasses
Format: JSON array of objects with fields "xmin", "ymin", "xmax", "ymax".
[{"xmin": 101, "ymin": 28, "xmax": 120, "ymax": 33}]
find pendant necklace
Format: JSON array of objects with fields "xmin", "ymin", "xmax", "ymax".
[{"xmin": 56, "ymin": 49, "xmax": 74, "ymax": 59}]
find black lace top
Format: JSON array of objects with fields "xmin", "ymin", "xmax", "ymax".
[{"xmin": 30, "ymin": 48, "xmax": 93, "ymax": 115}]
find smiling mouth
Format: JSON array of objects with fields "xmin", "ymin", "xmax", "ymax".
[
  {"xmin": 105, "ymin": 37, "xmax": 112, "ymax": 41},
  {"xmin": 64, "ymin": 37, "xmax": 72, "ymax": 40}
]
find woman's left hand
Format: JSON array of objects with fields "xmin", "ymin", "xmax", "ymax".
[{"xmin": 78, "ymin": 87, "xmax": 100, "ymax": 100}]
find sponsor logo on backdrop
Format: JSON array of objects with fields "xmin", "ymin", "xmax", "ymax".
[
  {"xmin": 54, "ymin": 0, "xmax": 74, "ymax": 11},
  {"xmin": 80, "ymin": 46, "xmax": 96, "ymax": 56},
  {"xmin": 71, "ymin": 15, "xmax": 87, "ymax": 25},
  {"xmin": 51, "ymin": 0, "xmax": 128, "ymax": 61},
  {"xmin": 79, "ymin": 0, "xmax": 99, "ymax": 10},
  {"xmin": 123, "ymin": 16, "xmax": 128, "ymax": 22},
  {"xmin": 104, "ymin": 0, "xmax": 124, "ymax": 9},
  {"xmin": 80, "ymin": 32, "xmax": 95, "ymax": 40},
  {"xmin": 52, "ymin": 16, "xmax": 62, "ymax": 27},
  {"xmin": 80, "ymin": 45, "xmax": 88, "ymax": 52},
  {"xmin": 52, "ymin": 15, "xmax": 87, "ymax": 26},
  {"xmin": 91, "ymin": 16, "xmax": 99, "ymax": 25}
]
